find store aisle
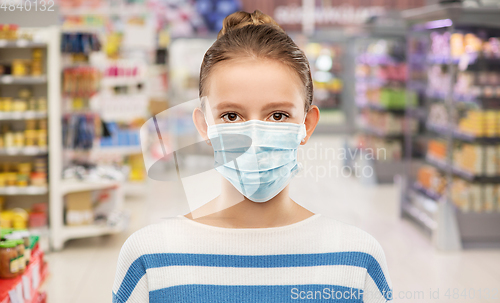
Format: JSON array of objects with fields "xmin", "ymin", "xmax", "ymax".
[{"xmin": 45, "ymin": 135, "xmax": 500, "ymax": 303}]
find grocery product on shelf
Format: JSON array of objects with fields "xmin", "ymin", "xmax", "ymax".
[
  {"xmin": 457, "ymin": 110, "xmax": 500, "ymax": 137},
  {"xmin": 359, "ymin": 111, "xmax": 418, "ymax": 136},
  {"xmin": 0, "ymin": 158, "xmax": 47, "ymax": 189},
  {"xmin": 61, "ymin": 32, "xmax": 101, "ymax": 54},
  {"xmin": 356, "ymin": 135, "xmax": 403, "ymax": 161},
  {"xmin": 450, "ymin": 179, "xmax": 500, "ymax": 213},
  {"xmin": 65, "ymin": 188, "xmax": 118, "ymax": 227},
  {"xmin": 63, "ymin": 67, "xmax": 101, "ymax": 100},
  {"xmin": 426, "ymin": 139, "xmax": 447, "ymax": 162},
  {"xmin": 0, "ymin": 48, "xmax": 44, "ymax": 77},
  {"xmin": 0, "ymin": 24, "xmax": 19, "ymax": 41}
]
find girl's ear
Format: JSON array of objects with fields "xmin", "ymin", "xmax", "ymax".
[
  {"xmin": 193, "ymin": 107, "xmax": 211, "ymax": 145},
  {"xmin": 301, "ymin": 105, "xmax": 320, "ymax": 145}
]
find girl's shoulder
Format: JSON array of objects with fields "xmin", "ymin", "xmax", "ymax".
[
  {"xmin": 312, "ymin": 215, "xmax": 387, "ymax": 258},
  {"xmin": 118, "ymin": 216, "xmax": 190, "ymax": 256}
]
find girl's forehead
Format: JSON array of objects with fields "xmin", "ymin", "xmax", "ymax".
[{"xmin": 206, "ymin": 58, "xmax": 304, "ymax": 109}]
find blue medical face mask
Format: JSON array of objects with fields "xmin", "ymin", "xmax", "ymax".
[{"xmin": 207, "ymin": 119, "xmax": 307, "ymax": 203}]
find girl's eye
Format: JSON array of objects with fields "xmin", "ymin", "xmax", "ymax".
[
  {"xmin": 222, "ymin": 113, "xmax": 241, "ymax": 122},
  {"xmin": 269, "ymin": 112, "xmax": 289, "ymax": 122}
]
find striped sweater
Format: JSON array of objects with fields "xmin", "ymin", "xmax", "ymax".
[{"xmin": 112, "ymin": 214, "xmax": 392, "ymax": 302}]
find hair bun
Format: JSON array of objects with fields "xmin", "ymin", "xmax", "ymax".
[{"xmin": 217, "ymin": 10, "xmax": 284, "ymax": 39}]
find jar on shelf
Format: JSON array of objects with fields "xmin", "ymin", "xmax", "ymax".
[
  {"xmin": 12, "ymin": 60, "xmax": 27, "ymax": 77},
  {"xmin": 4, "ymin": 132, "xmax": 14, "ymax": 148},
  {"xmin": 13, "ymin": 239, "xmax": 25, "ymax": 274},
  {"xmin": 24, "ymin": 130, "xmax": 36, "ymax": 146},
  {"xmin": 17, "ymin": 174, "xmax": 28, "ymax": 187},
  {"xmin": 37, "ymin": 97, "xmax": 47, "ymax": 111},
  {"xmin": 0, "ymin": 240, "xmax": 19, "ymax": 279},
  {"xmin": 11, "ymin": 209, "xmax": 28, "ymax": 229},
  {"xmin": 3, "ymin": 232, "xmax": 28, "ymax": 269},
  {"xmin": 3, "ymin": 98, "xmax": 13, "ymax": 112},
  {"xmin": 13, "ymin": 99, "xmax": 27, "ymax": 112},
  {"xmin": 17, "ymin": 230, "xmax": 30, "ymax": 265},
  {"xmin": 14, "ymin": 132, "xmax": 24, "ymax": 147},
  {"xmin": 37, "ymin": 129, "xmax": 47, "ymax": 147},
  {"xmin": 18, "ymin": 163, "xmax": 31, "ymax": 174},
  {"xmin": 28, "ymin": 98, "xmax": 36, "ymax": 111},
  {"xmin": 0, "ymin": 173, "xmax": 6, "ymax": 187},
  {"xmin": 5, "ymin": 173, "xmax": 17, "ymax": 186},
  {"xmin": 30, "ymin": 172, "xmax": 46, "ymax": 187}
]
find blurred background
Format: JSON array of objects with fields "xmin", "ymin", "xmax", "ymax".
[{"xmin": 1, "ymin": 0, "xmax": 500, "ymax": 302}]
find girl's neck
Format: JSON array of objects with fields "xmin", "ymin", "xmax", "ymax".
[{"xmin": 184, "ymin": 184, "xmax": 314, "ymax": 228}]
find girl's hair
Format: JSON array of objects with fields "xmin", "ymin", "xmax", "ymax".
[{"xmin": 199, "ymin": 10, "xmax": 313, "ymax": 112}]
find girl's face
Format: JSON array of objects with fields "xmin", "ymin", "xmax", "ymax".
[
  {"xmin": 205, "ymin": 58, "xmax": 306, "ymax": 124},
  {"xmin": 194, "ymin": 58, "xmax": 319, "ymax": 144}
]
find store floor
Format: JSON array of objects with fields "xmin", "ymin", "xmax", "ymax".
[{"xmin": 45, "ymin": 135, "xmax": 500, "ymax": 303}]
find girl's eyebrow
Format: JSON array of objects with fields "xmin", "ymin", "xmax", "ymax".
[
  {"xmin": 215, "ymin": 101, "xmax": 246, "ymax": 112},
  {"xmin": 261, "ymin": 101, "xmax": 296, "ymax": 111}
]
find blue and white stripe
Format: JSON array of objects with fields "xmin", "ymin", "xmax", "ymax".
[{"xmin": 112, "ymin": 215, "xmax": 392, "ymax": 303}]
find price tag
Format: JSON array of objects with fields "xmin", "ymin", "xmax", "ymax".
[
  {"xmin": 8, "ymin": 282, "xmax": 23, "ymax": 303},
  {"xmin": 22, "ymin": 275, "xmax": 31, "ymax": 300},
  {"xmin": 31, "ymin": 263, "xmax": 40, "ymax": 289},
  {"xmin": 1, "ymin": 76, "xmax": 13, "ymax": 84},
  {"xmin": 16, "ymin": 40, "xmax": 29, "ymax": 48},
  {"xmin": 16, "ymin": 283, "xmax": 24, "ymax": 303}
]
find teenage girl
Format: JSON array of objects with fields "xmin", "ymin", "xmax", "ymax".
[{"xmin": 113, "ymin": 10, "xmax": 392, "ymax": 303}]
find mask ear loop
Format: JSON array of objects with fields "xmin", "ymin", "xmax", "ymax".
[
  {"xmin": 301, "ymin": 111, "xmax": 308, "ymax": 143},
  {"xmin": 201, "ymin": 96, "xmax": 217, "ymax": 144}
]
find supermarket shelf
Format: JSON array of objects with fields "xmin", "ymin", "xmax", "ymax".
[
  {"xmin": 0, "ymin": 75, "xmax": 47, "ymax": 84},
  {"xmin": 359, "ymin": 127, "xmax": 405, "ymax": 139},
  {"xmin": 0, "ymin": 111, "xmax": 47, "ymax": 120},
  {"xmin": 426, "ymin": 122, "xmax": 451, "ymax": 136},
  {"xmin": 124, "ymin": 181, "xmax": 147, "ymax": 196},
  {"xmin": 0, "ymin": 146, "xmax": 48, "ymax": 155},
  {"xmin": 412, "ymin": 182, "xmax": 442, "ymax": 202},
  {"xmin": 426, "ymin": 155, "xmax": 500, "ymax": 183},
  {"xmin": 403, "ymin": 3, "xmax": 500, "ymax": 27},
  {"xmin": 455, "ymin": 211, "xmax": 500, "ymax": 248},
  {"xmin": 427, "ymin": 123, "xmax": 500, "ymax": 144},
  {"xmin": 59, "ymin": 179, "xmax": 121, "ymax": 195},
  {"xmin": 0, "ymin": 186, "xmax": 48, "ymax": 195},
  {"xmin": 356, "ymin": 102, "xmax": 406, "ymax": 114},
  {"xmin": 402, "ymin": 201, "xmax": 437, "ymax": 232},
  {"xmin": 61, "ymin": 221, "xmax": 126, "ymax": 241},
  {"xmin": 60, "ymin": 5, "xmax": 149, "ymax": 16},
  {"xmin": 101, "ymin": 77, "xmax": 145, "ymax": 86},
  {"xmin": 66, "ymin": 146, "xmax": 143, "ymax": 157},
  {"xmin": 97, "ymin": 146, "xmax": 143, "ymax": 155},
  {"xmin": 0, "ymin": 39, "xmax": 47, "ymax": 48},
  {"xmin": 426, "ymin": 90, "xmax": 500, "ymax": 105}
]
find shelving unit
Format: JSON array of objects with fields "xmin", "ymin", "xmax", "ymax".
[
  {"xmin": 402, "ymin": 4, "xmax": 500, "ymax": 250},
  {"xmin": 347, "ymin": 14, "xmax": 415, "ymax": 184},
  {"xmin": 59, "ymin": 5, "xmax": 152, "ymax": 197},
  {"xmin": 0, "ymin": 28, "xmax": 56, "ymax": 259},
  {"xmin": 52, "ymin": 29, "xmax": 131, "ymax": 250}
]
